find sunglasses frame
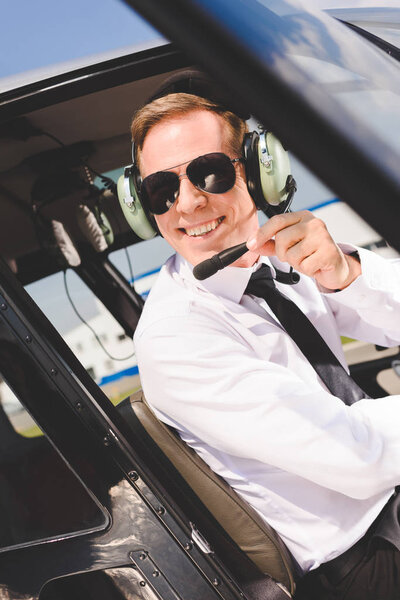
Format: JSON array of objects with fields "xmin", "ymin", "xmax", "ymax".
[{"xmin": 140, "ymin": 152, "xmax": 242, "ymax": 215}]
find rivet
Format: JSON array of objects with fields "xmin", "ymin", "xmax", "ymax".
[
  {"xmin": 0, "ymin": 303, "xmax": 7, "ymax": 310},
  {"xmin": 139, "ymin": 553, "xmax": 146, "ymax": 560},
  {"xmin": 157, "ymin": 506, "xmax": 165, "ymax": 516},
  {"xmin": 185, "ymin": 542, "xmax": 193, "ymax": 551},
  {"xmin": 128, "ymin": 470, "xmax": 139, "ymax": 481},
  {"xmin": 152, "ymin": 570, "xmax": 160, "ymax": 578},
  {"xmin": 76, "ymin": 402, "xmax": 83, "ymax": 410},
  {"xmin": 139, "ymin": 581, "xmax": 146, "ymax": 587},
  {"xmin": 50, "ymin": 368, "xmax": 58, "ymax": 376},
  {"xmin": 213, "ymin": 578, "xmax": 221, "ymax": 587},
  {"xmin": 25, "ymin": 335, "xmax": 32, "ymax": 343},
  {"xmin": 103, "ymin": 435, "xmax": 111, "ymax": 446}
]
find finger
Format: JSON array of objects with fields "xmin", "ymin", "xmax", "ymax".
[
  {"xmin": 274, "ymin": 227, "xmax": 306, "ymax": 263},
  {"xmin": 276, "ymin": 217, "xmax": 334, "ymax": 264},
  {"xmin": 246, "ymin": 212, "xmax": 303, "ymax": 251},
  {"xmin": 277, "ymin": 223, "xmax": 327, "ymax": 264},
  {"xmin": 257, "ymin": 239, "xmax": 276, "ymax": 256},
  {"xmin": 297, "ymin": 248, "xmax": 339, "ymax": 279},
  {"xmin": 295, "ymin": 250, "xmax": 324, "ymax": 278},
  {"xmin": 282, "ymin": 238, "xmax": 315, "ymax": 267}
]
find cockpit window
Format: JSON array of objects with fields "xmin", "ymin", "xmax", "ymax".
[
  {"xmin": 26, "ymin": 269, "xmax": 140, "ymax": 406},
  {"xmin": 0, "ymin": 377, "xmax": 108, "ymax": 552},
  {"xmin": 0, "ymin": 0, "xmax": 163, "ymax": 92}
]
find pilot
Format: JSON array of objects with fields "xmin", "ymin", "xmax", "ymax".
[{"xmin": 128, "ymin": 73, "xmax": 400, "ymax": 599}]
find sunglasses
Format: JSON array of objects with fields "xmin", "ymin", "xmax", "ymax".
[{"xmin": 140, "ymin": 152, "xmax": 241, "ymax": 215}]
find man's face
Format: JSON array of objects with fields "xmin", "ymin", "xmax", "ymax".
[{"xmin": 140, "ymin": 109, "xmax": 259, "ymax": 268}]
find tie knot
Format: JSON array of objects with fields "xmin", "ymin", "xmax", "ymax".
[{"xmin": 245, "ymin": 264, "xmax": 274, "ymax": 297}]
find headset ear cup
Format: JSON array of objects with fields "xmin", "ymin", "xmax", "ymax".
[
  {"xmin": 243, "ymin": 131, "xmax": 265, "ymax": 211},
  {"xmin": 117, "ymin": 168, "xmax": 157, "ymax": 240},
  {"xmin": 258, "ymin": 132, "xmax": 292, "ymax": 209},
  {"xmin": 243, "ymin": 131, "xmax": 293, "ymax": 217}
]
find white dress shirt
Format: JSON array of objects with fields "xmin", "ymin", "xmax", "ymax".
[{"xmin": 134, "ymin": 246, "xmax": 400, "ymax": 572}]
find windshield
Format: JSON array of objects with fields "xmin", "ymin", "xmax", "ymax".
[
  {"xmin": 248, "ymin": 1, "xmax": 400, "ymax": 156},
  {"xmin": 289, "ymin": 52, "xmax": 400, "ymax": 153},
  {"xmin": 325, "ymin": 7, "xmax": 400, "ymax": 49}
]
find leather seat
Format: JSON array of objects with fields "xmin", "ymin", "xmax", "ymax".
[{"xmin": 124, "ymin": 390, "xmax": 297, "ymax": 594}]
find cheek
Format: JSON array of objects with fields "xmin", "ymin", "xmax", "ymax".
[
  {"xmin": 232, "ymin": 189, "xmax": 257, "ymax": 220},
  {"xmin": 154, "ymin": 214, "xmax": 170, "ymax": 239},
  {"xmin": 154, "ymin": 212, "xmax": 184, "ymax": 246},
  {"xmin": 242, "ymin": 195, "xmax": 257, "ymax": 215}
]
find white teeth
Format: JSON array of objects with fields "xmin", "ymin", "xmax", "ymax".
[{"xmin": 186, "ymin": 218, "xmax": 223, "ymax": 237}]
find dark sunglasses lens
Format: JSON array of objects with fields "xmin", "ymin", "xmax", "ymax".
[
  {"xmin": 142, "ymin": 171, "xmax": 180, "ymax": 214},
  {"xmin": 187, "ymin": 153, "xmax": 236, "ymax": 194}
]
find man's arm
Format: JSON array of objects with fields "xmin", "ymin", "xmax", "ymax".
[
  {"xmin": 320, "ymin": 244, "xmax": 400, "ymax": 346},
  {"xmin": 135, "ymin": 312, "xmax": 400, "ymax": 501},
  {"xmin": 247, "ymin": 211, "xmax": 400, "ymax": 346}
]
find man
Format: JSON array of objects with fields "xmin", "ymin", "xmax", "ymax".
[{"xmin": 131, "ymin": 82, "xmax": 400, "ymax": 599}]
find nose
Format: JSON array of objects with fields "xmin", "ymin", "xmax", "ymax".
[{"xmin": 175, "ymin": 175, "xmax": 207, "ymax": 214}]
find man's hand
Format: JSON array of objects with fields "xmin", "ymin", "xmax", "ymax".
[{"xmin": 246, "ymin": 211, "xmax": 361, "ymax": 290}]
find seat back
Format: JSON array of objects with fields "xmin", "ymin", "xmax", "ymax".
[{"xmin": 127, "ymin": 390, "xmax": 296, "ymax": 594}]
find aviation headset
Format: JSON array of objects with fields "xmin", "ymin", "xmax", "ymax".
[{"xmin": 117, "ymin": 70, "xmax": 296, "ymax": 240}]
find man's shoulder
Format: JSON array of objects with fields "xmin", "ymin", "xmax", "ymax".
[
  {"xmin": 135, "ymin": 256, "xmax": 192, "ymax": 337},
  {"xmin": 134, "ymin": 253, "xmax": 237, "ymax": 345}
]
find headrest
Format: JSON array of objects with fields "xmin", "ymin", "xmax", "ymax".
[{"xmin": 147, "ymin": 69, "xmax": 250, "ymax": 121}]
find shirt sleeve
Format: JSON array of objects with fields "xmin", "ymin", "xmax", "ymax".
[
  {"xmin": 135, "ymin": 311, "xmax": 400, "ymax": 501},
  {"xmin": 322, "ymin": 245, "xmax": 400, "ymax": 346}
]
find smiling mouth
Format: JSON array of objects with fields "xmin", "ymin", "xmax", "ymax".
[{"xmin": 181, "ymin": 217, "xmax": 225, "ymax": 237}]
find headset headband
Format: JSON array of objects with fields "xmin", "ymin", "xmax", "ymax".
[{"xmin": 147, "ymin": 69, "xmax": 251, "ymax": 121}]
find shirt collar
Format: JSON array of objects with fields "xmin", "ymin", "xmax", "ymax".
[{"xmin": 175, "ymin": 253, "xmax": 277, "ymax": 304}]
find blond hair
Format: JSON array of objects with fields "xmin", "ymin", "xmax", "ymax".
[{"xmin": 131, "ymin": 92, "xmax": 247, "ymax": 169}]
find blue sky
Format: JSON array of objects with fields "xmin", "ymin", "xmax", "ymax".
[{"xmin": 0, "ymin": 0, "xmax": 159, "ymax": 79}]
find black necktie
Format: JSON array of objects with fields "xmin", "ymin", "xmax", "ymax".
[{"xmin": 245, "ymin": 264, "xmax": 369, "ymax": 405}]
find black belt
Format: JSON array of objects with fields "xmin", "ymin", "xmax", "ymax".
[{"xmin": 320, "ymin": 491, "xmax": 400, "ymax": 585}]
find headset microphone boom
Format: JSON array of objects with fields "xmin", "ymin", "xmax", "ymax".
[{"xmin": 193, "ymin": 242, "xmax": 300, "ymax": 284}]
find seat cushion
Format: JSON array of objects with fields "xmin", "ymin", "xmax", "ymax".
[{"xmin": 128, "ymin": 390, "xmax": 296, "ymax": 593}]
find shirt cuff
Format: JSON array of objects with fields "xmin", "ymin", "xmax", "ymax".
[{"xmin": 320, "ymin": 243, "xmax": 396, "ymax": 309}]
